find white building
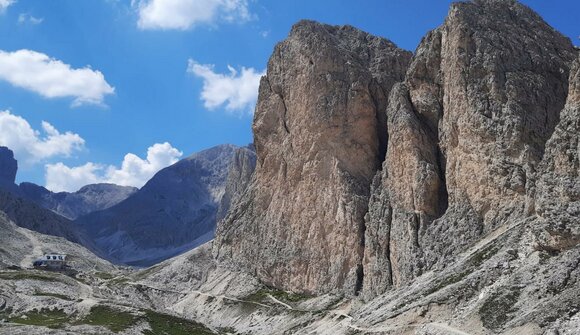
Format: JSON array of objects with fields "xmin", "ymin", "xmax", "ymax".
[{"xmin": 33, "ymin": 254, "xmax": 67, "ymax": 270}]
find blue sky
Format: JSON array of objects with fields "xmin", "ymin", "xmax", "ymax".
[{"xmin": 0, "ymin": 0, "xmax": 578, "ymax": 192}]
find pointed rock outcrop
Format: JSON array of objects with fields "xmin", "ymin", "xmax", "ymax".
[
  {"xmin": 0, "ymin": 146, "xmax": 17, "ymax": 188},
  {"xmin": 363, "ymin": 0, "xmax": 576, "ymax": 297},
  {"xmin": 214, "ymin": 20, "xmax": 412, "ymax": 295}
]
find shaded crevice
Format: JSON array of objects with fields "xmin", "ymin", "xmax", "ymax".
[
  {"xmin": 435, "ymin": 147, "xmax": 449, "ymax": 218},
  {"xmin": 355, "ymin": 264, "xmax": 364, "ymax": 295},
  {"xmin": 385, "ymin": 204, "xmax": 394, "ymax": 286},
  {"xmin": 368, "ymin": 80, "xmax": 389, "ymax": 166},
  {"xmin": 278, "ymin": 93, "xmax": 290, "ymax": 134},
  {"xmin": 356, "ymin": 197, "xmax": 367, "ymax": 296}
]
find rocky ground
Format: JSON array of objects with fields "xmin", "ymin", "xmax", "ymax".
[{"xmin": 1, "ymin": 219, "xmax": 579, "ymax": 334}]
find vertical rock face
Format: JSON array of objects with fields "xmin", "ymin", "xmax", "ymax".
[
  {"xmin": 0, "ymin": 147, "xmax": 17, "ymax": 186},
  {"xmin": 215, "ymin": 20, "xmax": 412, "ymax": 295},
  {"xmin": 363, "ymin": 0, "xmax": 576, "ymax": 297},
  {"xmin": 533, "ymin": 55, "xmax": 580, "ymax": 251},
  {"xmin": 216, "ymin": 145, "xmax": 256, "ymax": 222}
]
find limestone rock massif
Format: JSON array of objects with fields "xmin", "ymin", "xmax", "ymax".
[
  {"xmin": 215, "ymin": 0, "xmax": 579, "ymax": 304},
  {"xmin": 363, "ymin": 0, "xmax": 577, "ymax": 297},
  {"xmin": 215, "ymin": 20, "xmax": 412, "ymax": 295}
]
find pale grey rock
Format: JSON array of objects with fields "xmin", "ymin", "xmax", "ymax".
[
  {"xmin": 363, "ymin": 0, "xmax": 576, "ymax": 298},
  {"xmin": 216, "ymin": 145, "xmax": 256, "ymax": 222},
  {"xmin": 0, "ymin": 210, "xmax": 114, "ymax": 272},
  {"xmin": 532, "ymin": 54, "xmax": 580, "ymax": 252},
  {"xmin": 214, "ymin": 20, "xmax": 412, "ymax": 295}
]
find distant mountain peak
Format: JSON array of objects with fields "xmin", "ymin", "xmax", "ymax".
[{"xmin": 0, "ymin": 146, "xmax": 17, "ymax": 185}]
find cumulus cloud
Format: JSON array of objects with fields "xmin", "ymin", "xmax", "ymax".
[
  {"xmin": 136, "ymin": 0, "xmax": 252, "ymax": 30},
  {"xmin": 18, "ymin": 13, "xmax": 43, "ymax": 25},
  {"xmin": 187, "ymin": 59, "xmax": 264, "ymax": 114},
  {"xmin": 0, "ymin": 0, "xmax": 15, "ymax": 13},
  {"xmin": 45, "ymin": 142, "xmax": 183, "ymax": 192},
  {"xmin": 0, "ymin": 49, "xmax": 114, "ymax": 106},
  {"xmin": 0, "ymin": 110, "xmax": 85, "ymax": 166}
]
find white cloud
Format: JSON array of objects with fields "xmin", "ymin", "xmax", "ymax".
[
  {"xmin": 45, "ymin": 163, "xmax": 103, "ymax": 192},
  {"xmin": 135, "ymin": 0, "xmax": 252, "ymax": 30},
  {"xmin": 187, "ymin": 59, "xmax": 264, "ymax": 114},
  {"xmin": 0, "ymin": 110, "xmax": 85, "ymax": 166},
  {"xmin": 45, "ymin": 142, "xmax": 183, "ymax": 192},
  {"xmin": 18, "ymin": 13, "xmax": 43, "ymax": 25},
  {"xmin": 0, "ymin": 49, "xmax": 114, "ymax": 106},
  {"xmin": 0, "ymin": 0, "xmax": 15, "ymax": 13}
]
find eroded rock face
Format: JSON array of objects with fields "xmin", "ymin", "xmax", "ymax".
[
  {"xmin": 363, "ymin": 0, "xmax": 576, "ymax": 297},
  {"xmin": 216, "ymin": 145, "xmax": 256, "ymax": 222},
  {"xmin": 215, "ymin": 20, "xmax": 412, "ymax": 295},
  {"xmin": 533, "ymin": 55, "xmax": 580, "ymax": 252}
]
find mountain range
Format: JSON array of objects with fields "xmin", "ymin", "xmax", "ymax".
[
  {"xmin": 0, "ymin": 144, "xmax": 256, "ymax": 266},
  {"xmin": 0, "ymin": 1, "xmax": 579, "ymax": 334}
]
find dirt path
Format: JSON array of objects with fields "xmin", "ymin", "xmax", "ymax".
[
  {"xmin": 267, "ymin": 294, "xmax": 293, "ymax": 309},
  {"xmin": 19, "ymin": 228, "xmax": 44, "ymax": 269},
  {"xmin": 127, "ymin": 281, "xmax": 272, "ymax": 309},
  {"xmin": 425, "ymin": 323, "xmax": 473, "ymax": 335}
]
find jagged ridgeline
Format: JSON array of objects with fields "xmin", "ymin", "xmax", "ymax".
[{"xmin": 214, "ymin": 0, "xmax": 578, "ymax": 303}]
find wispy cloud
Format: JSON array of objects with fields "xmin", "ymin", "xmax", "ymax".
[
  {"xmin": 0, "ymin": 110, "xmax": 85, "ymax": 167},
  {"xmin": 0, "ymin": 49, "xmax": 114, "ymax": 107},
  {"xmin": 135, "ymin": 0, "xmax": 253, "ymax": 30},
  {"xmin": 187, "ymin": 59, "xmax": 264, "ymax": 114},
  {"xmin": 0, "ymin": 0, "xmax": 15, "ymax": 13},
  {"xmin": 45, "ymin": 142, "xmax": 183, "ymax": 192},
  {"xmin": 18, "ymin": 13, "xmax": 43, "ymax": 25}
]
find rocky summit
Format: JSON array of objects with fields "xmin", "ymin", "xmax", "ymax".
[
  {"xmin": 363, "ymin": 0, "xmax": 576, "ymax": 298},
  {"xmin": 214, "ymin": 20, "xmax": 412, "ymax": 295}
]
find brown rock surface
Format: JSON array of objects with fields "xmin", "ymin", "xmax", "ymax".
[
  {"xmin": 214, "ymin": 20, "xmax": 412, "ymax": 295},
  {"xmin": 363, "ymin": 0, "xmax": 576, "ymax": 297}
]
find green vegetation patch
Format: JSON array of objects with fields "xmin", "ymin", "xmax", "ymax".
[
  {"xmin": 142, "ymin": 309, "xmax": 216, "ymax": 335},
  {"xmin": 245, "ymin": 288, "xmax": 312, "ymax": 304},
  {"xmin": 79, "ymin": 305, "xmax": 138, "ymax": 332},
  {"xmin": 76, "ymin": 305, "xmax": 217, "ymax": 334},
  {"xmin": 105, "ymin": 275, "xmax": 130, "ymax": 286},
  {"xmin": 424, "ymin": 269, "xmax": 471, "ymax": 296},
  {"xmin": 8, "ymin": 308, "xmax": 71, "ymax": 329},
  {"xmin": 94, "ymin": 272, "xmax": 115, "ymax": 280},
  {"xmin": 133, "ymin": 265, "xmax": 161, "ymax": 281},
  {"xmin": 479, "ymin": 287, "xmax": 521, "ymax": 330},
  {"xmin": 33, "ymin": 291, "xmax": 74, "ymax": 301},
  {"xmin": 0, "ymin": 271, "xmax": 60, "ymax": 282},
  {"xmin": 469, "ymin": 244, "xmax": 500, "ymax": 268}
]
